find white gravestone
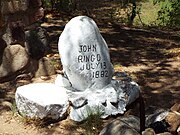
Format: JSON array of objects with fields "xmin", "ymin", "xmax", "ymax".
[
  {"xmin": 15, "ymin": 16, "xmax": 139, "ymax": 122},
  {"xmin": 57, "ymin": 16, "xmax": 140, "ymax": 122},
  {"xmin": 58, "ymin": 16, "xmax": 114, "ymax": 91}
]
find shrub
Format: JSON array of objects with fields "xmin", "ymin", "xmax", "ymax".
[{"xmin": 154, "ymin": 0, "xmax": 180, "ymax": 28}]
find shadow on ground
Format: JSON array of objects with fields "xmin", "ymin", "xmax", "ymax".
[
  {"xmin": 42, "ymin": 14, "xmax": 180, "ymax": 109},
  {"xmin": 0, "ymin": 82, "xmax": 16, "ymax": 115},
  {"xmin": 101, "ymin": 23, "xmax": 180, "ymax": 108}
]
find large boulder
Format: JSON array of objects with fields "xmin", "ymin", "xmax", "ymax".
[
  {"xmin": 0, "ymin": 44, "xmax": 29, "ymax": 82},
  {"xmin": 15, "ymin": 83, "xmax": 69, "ymax": 120},
  {"xmin": 99, "ymin": 115, "xmax": 140, "ymax": 135},
  {"xmin": 25, "ymin": 27, "xmax": 51, "ymax": 59},
  {"xmin": 1, "ymin": 0, "xmax": 43, "ymax": 25},
  {"xmin": 0, "ymin": 38, "xmax": 7, "ymax": 60},
  {"xmin": 165, "ymin": 103, "xmax": 180, "ymax": 134},
  {"xmin": 31, "ymin": 57, "xmax": 56, "ymax": 77},
  {"xmin": 0, "ymin": 0, "xmax": 45, "ymax": 45}
]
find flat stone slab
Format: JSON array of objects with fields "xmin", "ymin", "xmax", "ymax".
[{"xmin": 15, "ymin": 83, "xmax": 69, "ymax": 119}]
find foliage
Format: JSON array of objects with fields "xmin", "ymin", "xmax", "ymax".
[
  {"xmin": 111, "ymin": 0, "xmax": 144, "ymax": 26},
  {"xmin": 43, "ymin": 0, "xmax": 51, "ymax": 9},
  {"xmin": 153, "ymin": 0, "xmax": 180, "ymax": 28},
  {"xmin": 83, "ymin": 105, "xmax": 103, "ymax": 134},
  {"xmin": 10, "ymin": 101, "xmax": 17, "ymax": 116},
  {"xmin": 43, "ymin": 0, "xmax": 76, "ymax": 12}
]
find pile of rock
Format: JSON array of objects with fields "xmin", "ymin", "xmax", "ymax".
[
  {"xmin": 14, "ymin": 16, "xmax": 179, "ymax": 135},
  {"xmin": 143, "ymin": 103, "xmax": 180, "ymax": 135},
  {"xmin": 100, "ymin": 103, "xmax": 180, "ymax": 135},
  {"xmin": 15, "ymin": 16, "xmax": 140, "ymax": 122},
  {"xmin": 0, "ymin": 0, "xmax": 53, "ymax": 83}
]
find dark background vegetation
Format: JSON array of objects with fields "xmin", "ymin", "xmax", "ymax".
[
  {"xmin": 0, "ymin": 0, "xmax": 179, "ymax": 134},
  {"xmin": 42, "ymin": 0, "xmax": 180, "ymax": 29}
]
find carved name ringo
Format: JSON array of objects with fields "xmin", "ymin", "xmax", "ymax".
[{"xmin": 77, "ymin": 44, "xmax": 109, "ymax": 78}]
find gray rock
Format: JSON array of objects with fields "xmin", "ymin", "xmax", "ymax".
[
  {"xmin": 1, "ymin": 0, "xmax": 28, "ymax": 15},
  {"xmin": 165, "ymin": 111, "xmax": 180, "ymax": 133},
  {"xmin": 157, "ymin": 132, "xmax": 172, "ymax": 135},
  {"xmin": 0, "ymin": 44, "xmax": 29, "ymax": 81},
  {"xmin": 15, "ymin": 83, "xmax": 69, "ymax": 120},
  {"xmin": 145, "ymin": 107, "xmax": 169, "ymax": 127},
  {"xmin": 142, "ymin": 128, "xmax": 156, "ymax": 135},
  {"xmin": 99, "ymin": 115, "xmax": 140, "ymax": 135},
  {"xmin": 25, "ymin": 27, "xmax": 51, "ymax": 59},
  {"xmin": 0, "ymin": 38, "xmax": 7, "ymax": 56},
  {"xmin": 104, "ymin": 85, "xmax": 118, "ymax": 103},
  {"xmin": 33, "ymin": 57, "xmax": 56, "ymax": 77},
  {"xmin": 69, "ymin": 95, "xmax": 87, "ymax": 109},
  {"xmin": 170, "ymin": 103, "xmax": 180, "ymax": 113},
  {"xmin": 58, "ymin": 16, "xmax": 114, "ymax": 91}
]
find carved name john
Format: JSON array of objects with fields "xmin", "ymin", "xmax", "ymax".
[{"xmin": 77, "ymin": 44, "xmax": 109, "ymax": 78}]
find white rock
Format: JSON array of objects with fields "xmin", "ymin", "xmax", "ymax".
[
  {"xmin": 55, "ymin": 74, "xmax": 72, "ymax": 87},
  {"xmin": 86, "ymin": 89, "xmax": 106, "ymax": 104},
  {"xmin": 66, "ymin": 78, "xmax": 140, "ymax": 122},
  {"xmin": 104, "ymin": 85, "xmax": 118, "ymax": 103},
  {"xmin": 15, "ymin": 83, "xmax": 69, "ymax": 119},
  {"xmin": 68, "ymin": 91, "xmax": 87, "ymax": 108},
  {"xmin": 69, "ymin": 102, "xmax": 105, "ymax": 122},
  {"xmin": 58, "ymin": 16, "xmax": 114, "ymax": 91},
  {"xmin": 101, "ymin": 101, "xmax": 119, "ymax": 119}
]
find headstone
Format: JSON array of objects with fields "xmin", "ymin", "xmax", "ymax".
[
  {"xmin": 56, "ymin": 16, "xmax": 140, "ymax": 122},
  {"xmin": 15, "ymin": 83, "xmax": 69, "ymax": 119},
  {"xmin": 58, "ymin": 16, "xmax": 114, "ymax": 91}
]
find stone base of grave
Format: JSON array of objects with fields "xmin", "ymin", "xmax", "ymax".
[
  {"xmin": 55, "ymin": 73, "xmax": 140, "ymax": 122},
  {"xmin": 15, "ymin": 83, "xmax": 69, "ymax": 120},
  {"xmin": 15, "ymin": 72, "xmax": 140, "ymax": 122}
]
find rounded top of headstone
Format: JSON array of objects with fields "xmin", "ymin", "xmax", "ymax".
[
  {"xmin": 65, "ymin": 16, "xmax": 98, "ymax": 35},
  {"xmin": 58, "ymin": 16, "xmax": 114, "ymax": 91}
]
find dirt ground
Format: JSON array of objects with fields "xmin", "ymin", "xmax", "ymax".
[{"xmin": 0, "ymin": 3, "xmax": 180, "ymax": 134}]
